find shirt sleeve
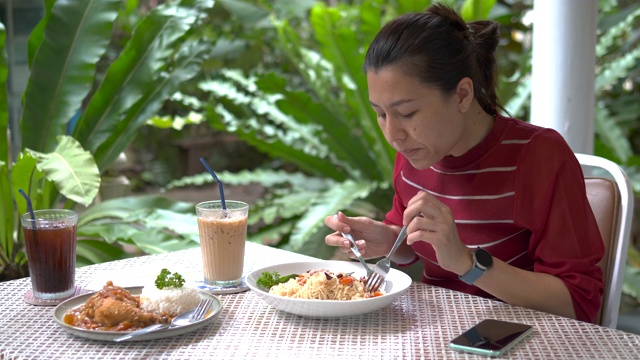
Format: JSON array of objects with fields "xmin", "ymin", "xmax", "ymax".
[{"xmin": 515, "ymin": 130, "xmax": 604, "ymax": 322}]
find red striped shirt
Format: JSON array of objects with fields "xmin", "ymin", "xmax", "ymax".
[{"xmin": 385, "ymin": 114, "xmax": 604, "ymax": 322}]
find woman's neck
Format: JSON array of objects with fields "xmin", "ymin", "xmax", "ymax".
[{"xmin": 449, "ymin": 100, "xmax": 495, "ymax": 157}]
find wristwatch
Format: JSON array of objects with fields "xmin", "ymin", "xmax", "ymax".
[{"xmin": 459, "ymin": 247, "xmax": 493, "ymax": 285}]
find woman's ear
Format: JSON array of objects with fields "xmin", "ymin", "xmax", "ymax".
[{"xmin": 455, "ymin": 77, "xmax": 474, "ymax": 113}]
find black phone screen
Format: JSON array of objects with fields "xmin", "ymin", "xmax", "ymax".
[{"xmin": 450, "ymin": 319, "xmax": 532, "ymax": 351}]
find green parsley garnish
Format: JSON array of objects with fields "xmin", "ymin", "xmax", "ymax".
[
  {"xmin": 155, "ymin": 268, "xmax": 186, "ymax": 289},
  {"xmin": 256, "ymin": 271, "xmax": 297, "ymax": 290}
]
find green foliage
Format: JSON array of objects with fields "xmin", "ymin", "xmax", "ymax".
[
  {"xmin": 161, "ymin": 0, "xmax": 640, "ymax": 312},
  {"xmin": 21, "ymin": 0, "xmax": 121, "ymax": 154},
  {"xmin": 0, "ymin": 23, "xmax": 7, "ymax": 163},
  {"xmin": 1, "ymin": 137, "xmax": 98, "ymax": 279},
  {"xmin": 164, "ymin": 0, "xmax": 528, "ymax": 257},
  {"xmin": 165, "ymin": 1, "xmax": 415, "ymax": 257},
  {"xmin": 26, "ymin": 137, "xmax": 101, "ymax": 207},
  {"xmin": 1, "ymin": 0, "xmax": 217, "ymax": 280}
]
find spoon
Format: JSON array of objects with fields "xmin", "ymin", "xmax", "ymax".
[
  {"xmin": 113, "ymin": 301, "xmax": 210, "ymax": 342},
  {"xmin": 333, "ymin": 214, "xmax": 372, "ymax": 277}
]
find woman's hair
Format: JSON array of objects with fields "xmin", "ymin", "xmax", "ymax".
[{"xmin": 363, "ymin": 3, "xmax": 502, "ymax": 115}]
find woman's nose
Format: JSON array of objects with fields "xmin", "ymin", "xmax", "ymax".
[{"xmin": 383, "ymin": 116, "xmax": 405, "ymax": 142}]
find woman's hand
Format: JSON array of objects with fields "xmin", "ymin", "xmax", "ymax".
[
  {"xmin": 404, "ymin": 191, "xmax": 472, "ymax": 275},
  {"xmin": 324, "ymin": 212, "xmax": 400, "ymax": 260}
]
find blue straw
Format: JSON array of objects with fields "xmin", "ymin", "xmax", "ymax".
[
  {"xmin": 199, "ymin": 157, "xmax": 226, "ymax": 210},
  {"xmin": 18, "ymin": 189, "xmax": 37, "ymax": 227},
  {"xmin": 18, "ymin": 189, "xmax": 40, "ymax": 246}
]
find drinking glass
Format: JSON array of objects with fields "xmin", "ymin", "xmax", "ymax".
[
  {"xmin": 21, "ymin": 209, "xmax": 78, "ymax": 300},
  {"xmin": 196, "ymin": 201, "xmax": 249, "ymax": 287}
]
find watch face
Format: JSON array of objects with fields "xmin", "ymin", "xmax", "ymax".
[{"xmin": 475, "ymin": 248, "xmax": 493, "ymax": 268}]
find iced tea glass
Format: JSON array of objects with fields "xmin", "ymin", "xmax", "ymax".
[
  {"xmin": 196, "ymin": 201, "xmax": 249, "ymax": 286},
  {"xmin": 20, "ymin": 209, "xmax": 78, "ymax": 300}
]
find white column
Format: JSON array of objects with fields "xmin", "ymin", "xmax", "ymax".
[{"xmin": 530, "ymin": 0, "xmax": 598, "ymax": 154}]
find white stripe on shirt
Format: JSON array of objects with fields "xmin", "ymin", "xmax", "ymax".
[
  {"xmin": 430, "ymin": 166, "xmax": 517, "ymax": 175},
  {"xmin": 401, "ymin": 172, "xmax": 515, "ymax": 200},
  {"xmin": 464, "ymin": 229, "xmax": 528, "ymax": 248}
]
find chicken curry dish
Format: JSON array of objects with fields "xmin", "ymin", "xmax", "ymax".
[{"xmin": 63, "ymin": 281, "xmax": 172, "ymax": 331}]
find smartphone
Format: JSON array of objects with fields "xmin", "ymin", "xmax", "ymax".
[{"xmin": 448, "ymin": 319, "xmax": 533, "ymax": 357}]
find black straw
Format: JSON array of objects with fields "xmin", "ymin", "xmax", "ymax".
[{"xmin": 199, "ymin": 157, "xmax": 226, "ymax": 210}]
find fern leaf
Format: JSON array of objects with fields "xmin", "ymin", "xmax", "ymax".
[
  {"xmin": 288, "ymin": 179, "xmax": 377, "ymax": 251},
  {"xmin": 595, "ymin": 44, "xmax": 640, "ymax": 92},
  {"xmin": 596, "ymin": 6, "xmax": 640, "ymax": 57},
  {"xmin": 594, "ymin": 105, "xmax": 634, "ymax": 161}
]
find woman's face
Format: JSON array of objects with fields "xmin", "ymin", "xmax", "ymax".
[{"xmin": 367, "ymin": 65, "xmax": 470, "ymax": 170}]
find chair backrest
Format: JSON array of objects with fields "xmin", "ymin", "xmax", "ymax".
[{"xmin": 576, "ymin": 153, "xmax": 634, "ymax": 329}]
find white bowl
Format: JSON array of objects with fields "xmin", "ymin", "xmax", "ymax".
[{"xmin": 246, "ymin": 260, "xmax": 412, "ymax": 318}]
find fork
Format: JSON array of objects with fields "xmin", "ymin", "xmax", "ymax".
[
  {"xmin": 114, "ymin": 298, "xmax": 212, "ymax": 341},
  {"xmin": 189, "ymin": 298, "xmax": 212, "ymax": 322},
  {"xmin": 365, "ymin": 224, "xmax": 410, "ymax": 292}
]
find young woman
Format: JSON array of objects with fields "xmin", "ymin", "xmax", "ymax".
[{"xmin": 324, "ymin": 4, "xmax": 603, "ymax": 323}]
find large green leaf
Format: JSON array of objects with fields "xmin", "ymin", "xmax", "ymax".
[
  {"xmin": 76, "ymin": 239, "xmax": 132, "ymax": 267},
  {"xmin": 27, "ymin": 0, "xmax": 56, "ymax": 67},
  {"xmin": 0, "ymin": 23, "xmax": 7, "ymax": 164},
  {"xmin": 20, "ymin": 0, "xmax": 121, "ymax": 153},
  {"xmin": 309, "ymin": 4, "xmax": 394, "ymax": 179},
  {"xmin": 0, "ymin": 162, "xmax": 12, "ymax": 265},
  {"xmin": 11, "ymin": 152, "xmax": 45, "ymax": 215},
  {"xmin": 130, "ymin": 229, "xmax": 199, "ymax": 254},
  {"xmin": 27, "ymin": 136, "xmax": 100, "ymax": 207},
  {"xmin": 74, "ymin": 0, "xmax": 214, "ymax": 166},
  {"xmin": 217, "ymin": 0, "xmax": 270, "ymax": 26},
  {"xmin": 79, "ymin": 223, "xmax": 146, "ymax": 244},
  {"xmin": 277, "ymin": 4, "xmax": 393, "ymax": 180},
  {"xmin": 79, "ymin": 194, "xmax": 196, "ymax": 226},
  {"xmin": 93, "ymin": 41, "xmax": 210, "ymax": 169}
]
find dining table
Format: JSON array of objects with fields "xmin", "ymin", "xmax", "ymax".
[{"xmin": 1, "ymin": 241, "xmax": 640, "ymax": 359}]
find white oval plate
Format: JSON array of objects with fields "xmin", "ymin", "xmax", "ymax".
[
  {"xmin": 246, "ymin": 261, "xmax": 412, "ymax": 318},
  {"xmin": 53, "ymin": 287, "xmax": 222, "ymax": 341}
]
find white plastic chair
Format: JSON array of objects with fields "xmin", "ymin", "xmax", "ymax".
[{"xmin": 576, "ymin": 153, "xmax": 634, "ymax": 329}]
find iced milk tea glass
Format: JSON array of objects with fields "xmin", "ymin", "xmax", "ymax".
[
  {"xmin": 196, "ymin": 201, "xmax": 249, "ymax": 287},
  {"xmin": 20, "ymin": 209, "xmax": 78, "ymax": 300}
]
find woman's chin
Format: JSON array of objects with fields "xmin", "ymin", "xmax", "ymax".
[{"xmin": 406, "ymin": 158, "xmax": 432, "ymax": 170}]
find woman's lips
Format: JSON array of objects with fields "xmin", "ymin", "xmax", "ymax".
[{"xmin": 400, "ymin": 148, "xmax": 420, "ymax": 158}]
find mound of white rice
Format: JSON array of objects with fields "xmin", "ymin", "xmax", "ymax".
[{"xmin": 140, "ymin": 284, "xmax": 201, "ymax": 316}]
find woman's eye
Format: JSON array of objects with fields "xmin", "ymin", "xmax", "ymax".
[
  {"xmin": 400, "ymin": 111, "xmax": 417, "ymax": 118},
  {"xmin": 376, "ymin": 113, "xmax": 387, "ymax": 120}
]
